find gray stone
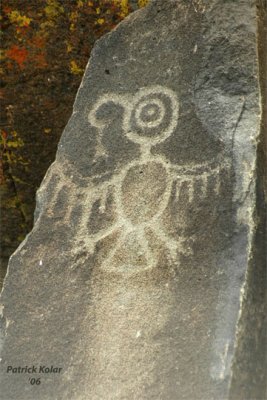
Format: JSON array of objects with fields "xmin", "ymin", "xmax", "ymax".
[{"xmin": 0, "ymin": 1, "xmax": 266, "ymax": 399}]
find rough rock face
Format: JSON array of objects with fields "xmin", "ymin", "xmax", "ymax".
[{"xmin": 0, "ymin": 1, "xmax": 265, "ymax": 399}]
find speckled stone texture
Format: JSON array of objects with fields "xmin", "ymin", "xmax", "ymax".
[{"xmin": 0, "ymin": 1, "xmax": 265, "ymax": 399}]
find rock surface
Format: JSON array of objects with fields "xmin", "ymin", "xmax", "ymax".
[{"xmin": 0, "ymin": 1, "xmax": 265, "ymax": 399}]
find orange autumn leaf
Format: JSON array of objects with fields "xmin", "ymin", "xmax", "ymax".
[
  {"xmin": 3, "ymin": 7, "xmax": 12, "ymax": 14},
  {"xmin": 6, "ymin": 45, "xmax": 28, "ymax": 68}
]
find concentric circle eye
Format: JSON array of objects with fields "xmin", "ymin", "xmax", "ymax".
[
  {"xmin": 134, "ymin": 98, "xmax": 165, "ymax": 129},
  {"xmin": 127, "ymin": 86, "xmax": 179, "ymax": 142}
]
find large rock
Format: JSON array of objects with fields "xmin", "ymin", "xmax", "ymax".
[{"xmin": 0, "ymin": 1, "xmax": 265, "ymax": 399}]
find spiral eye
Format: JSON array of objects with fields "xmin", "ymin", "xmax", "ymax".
[
  {"xmin": 127, "ymin": 86, "xmax": 179, "ymax": 143},
  {"xmin": 135, "ymin": 98, "xmax": 165, "ymax": 129}
]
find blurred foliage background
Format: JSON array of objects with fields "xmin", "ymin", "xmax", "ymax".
[{"xmin": 0, "ymin": 0, "xmax": 149, "ymax": 286}]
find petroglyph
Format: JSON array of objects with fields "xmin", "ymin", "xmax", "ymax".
[{"xmin": 40, "ymin": 85, "xmax": 228, "ymax": 275}]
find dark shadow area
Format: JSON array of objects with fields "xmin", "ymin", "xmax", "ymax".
[{"xmin": 229, "ymin": 2, "xmax": 267, "ymax": 398}]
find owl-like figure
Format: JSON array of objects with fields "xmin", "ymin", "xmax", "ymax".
[{"xmin": 42, "ymin": 85, "xmax": 229, "ymax": 275}]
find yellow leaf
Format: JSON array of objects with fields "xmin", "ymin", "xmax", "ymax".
[
  {"xmin": 6, "ymin": 131, "xmax": 24, "ymax": 148},
  {"xmin": 138, "ymin": 0, "xmax": 149, "ymax": 7},
  {"xmin": 8, "ymin": 10, "xmax": 32, "ymax": 27},
  {"xmin": 44, "ymin": 128, "xmax": 52, "ymax": 134},
  {"xmin": 66, "ymin": 43, "xmax": 73, "ymax": 53},
  {"xmin": 44, "ymin": 0, "xmax": 64, "ymax": 19},
  {"xmin": 96, "ymin": 18, "xmax": 105, "ymax": 25},
  {"xmin": 7, "ymin": 141, "xmax": 23, "ymax": 148},
  {"xmin": 96, "ymin": 7, "xmax": 101, "ymax": 14},
  {"xmin": 40, "ymin": 21, "xmax": 55, "ymax": 32},
  {"xmin": 69, "ymin": 11, "xmax": 78, "ymax": 30},
  {"xmin": 113, "ymin": 0, "xmax": 129, "ymax": 17},
  {"xmin": 70, "ymin": 11, "xmax": 78, "ymax": 22},
  {"xmin": 70, "ymin": 60, "xmax": 83, "ymax": 75}
]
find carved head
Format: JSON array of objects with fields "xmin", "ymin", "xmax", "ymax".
[{"xmin": 88, "ymin": 85, "xmax": 179, "ymax": 147}]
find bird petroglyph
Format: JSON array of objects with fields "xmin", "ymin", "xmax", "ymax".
[{"xmin": 40, "ymin": 85, "xmax": 228, "ymax": 275}]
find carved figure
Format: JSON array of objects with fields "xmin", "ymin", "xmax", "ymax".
[{"xmin": 43, "ymin": 86, "xmax": 226, "ymax": 275}]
